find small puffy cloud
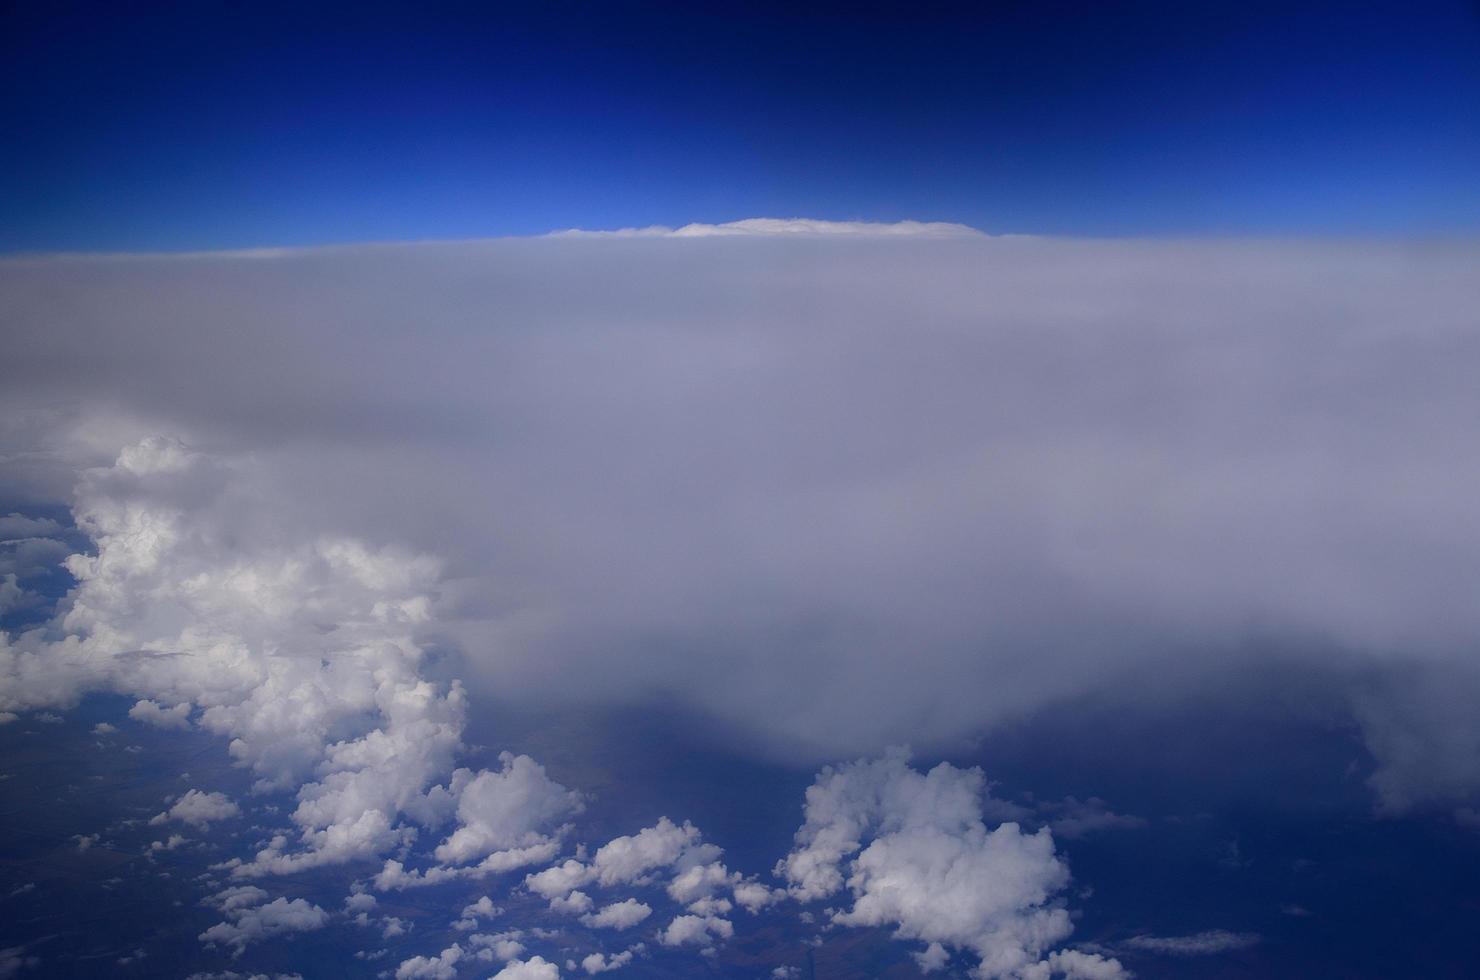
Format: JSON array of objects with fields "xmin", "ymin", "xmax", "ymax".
[
  {"xmin": 198, "ymin": 896, "xmax": 329, "ymax": 955},
  {"xmin": 549, "ymin": 890, "xmax": 594, "ymax": 915},
  {"xmin": 91, "ymin": 723, "xmax": 116, "ymax": 735},
  {"xmin": 658, "ymin": 914, "xmax": 733, "ymax": 948},
  {"xmin": 580, "ymin": 947, "xmax": 638, "ymax": 974},
  {"xmin": 778, "ymin": 749, "xmax": 1125, "ymax": 980},
  {"xmin": 468, "ymin": 930, "xmax": 526, "ymax": 962},
  {"xmin": 580, "ymin": 899, "xmax": 651, "ymax": 930},
  {"xmin": 915, "ymin": 942, "xmax": 950, "ymax": 973},
  {"xmin": 394, "ymin": 944, "xmax": 462, "ymax": 980},
  {"xmin": 147, "ymin": 833, "xmax": 188, "ymax": 854},
  {"xmin": 731, "ymin": 879, "xmax": 785, "ymax": 914},
  {"xmin": 453, "ymin": 894, "xmax": 501, "ymax": 930},
  {"xmin": 208, "ymin": 885, "xmax": 270, "ymax": 913},
  {"xmin": 491, "ymin": 956, "xmax": 561, "ymax": 980},
  {"xmin": 344, "ymin": 891, "xmax": 378, "ymax": 914},
  {"xmin": 151, "ymin": 789, "xmax": 240, "ymax": 829},
  {"xmin": 73, "ymin": 833, "xmax": 99, "ymax": 852},
  {"xmin": 128, "ymin": 698, "xmax": 192, "ymax": 729},
  {"xmin": 1122, "ymin": 931, "xmax": 1260, "ymax": 956},
  {"xmin": 525, "ymin": 859, "xmax": 596, "ymax": 900}
]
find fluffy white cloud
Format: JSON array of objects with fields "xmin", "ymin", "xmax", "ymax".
[
  {"xmin": 579, "ymin": 899, "xmax": 651, "ymax": 930},
  {"xmin": 128, "ymin": 698, "xmax": 192, "ymax": 729},
  {"xmin": 0, "ymin": 438, "xmax": 582, "ymax": 883},
  {"xmin": 198, "ymin": 896, "xmax": 329, "ymax": 955},
  {"xmin": 433, "ymin": 753, "xmax": 582, "ymax": 864},
  {"xmin": 491, "ymin": 956, "xmax": 561, "ymax": 980},
  {"xmin": 394, "ymin": 944, "xmax": 463, "ymax": 979},
  {"xmin": 151, "ymin": 789, "xmax": 240, "ymax": 829},
  {"xmin": 549, "ymin": 890, "xmax": 594, "ymax": 915},
  {"xmin": 657, "ymin": 913, "xmax": 733, "ymax": 947},
  {"xmin": 779, "ymin": 750, "xmax": 1125, "ymax": 980},
  {"xmin": 580, "ymin": 946, "xmax": 639, "ymax": 973},
  {"xmin": 468, "ymin": 930, "xmax": 527, "ymax": 962}
]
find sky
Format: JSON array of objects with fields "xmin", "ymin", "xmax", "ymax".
[
  {"xmin": 3, "ymin": 3, "xmax": 1480, "ymax": 980},
  {"xmin": 3, "ymin": 0, "xmax": 1480, "ymax": 251}
]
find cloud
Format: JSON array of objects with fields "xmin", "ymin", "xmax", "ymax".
[
  {"xmin": 1121, "ymin": 930, "xmax": 1260, "ymax": 956},
  {"xmin": 394, "ymin": 944, "xmax": 463, "ymax": 980},
  {"xmin": 490, "ymin": 956, "xmax": 562, "ymax": 980},
  {"xmin": 579, "ymin": 899, "xmax": 651, "ymax": 930},
  {"xmin": 657, "ymin": 913, "xmax": 734, "ymax": 947},
  {"xmin": 580, "ymin": 947, "xmax": 638, "ymax": 973},
  {"xmin": 198, "ymin": 895, "xmax": 329, "ymax": 955},
  {"xmin": 4, "ymin": 233, "xmax": 1480, "ymax": 817},
  {"xmin": 778, "ymin": 749, "xmax": 1125, "ymax": 980},
  {"xmin": 129, "ymin": 698, "xmax": 192, "ymax": 729},
  {"xmin": 552, "ymin": 217, "xmax": 984, "ymax": 238},
  {"xmin": 151, "ymin": 789, "xmax": 241, "ymax": 829},
  {"xmin": 1042, "ymin": 798, "xmax": 1147, "ymax": 840},
  {"xmin": 432, "ymin": 753, "xmax": 583, "ymax": 864}
]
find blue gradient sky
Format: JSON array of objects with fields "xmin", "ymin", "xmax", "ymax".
[{"xmin": 3, "ymin": 0, "xmax": 1479, "ymax": 251}]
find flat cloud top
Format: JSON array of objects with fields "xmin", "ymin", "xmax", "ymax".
[{"xmin": 550, "ymin": 217, "xmax": 986, "ymax": 238}]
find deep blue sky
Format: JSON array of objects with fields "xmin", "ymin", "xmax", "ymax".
[{"xmin": 3, "ymin": 0, "xmax": 1479, "ymax": 251}]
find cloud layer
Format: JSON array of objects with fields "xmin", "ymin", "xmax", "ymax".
[{"xmin": 3, "ymin": 232, "xmax": 1480, "ymax": 814}]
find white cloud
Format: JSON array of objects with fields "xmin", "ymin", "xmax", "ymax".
[
  {"xmin": 453, "ymin": 894, "xmax": 501, "ymax": 930},
  {"xmin": 579, "ymin": 899, "xmax": 651, "ymax": 930},
  {"xmin": 432, "ymin": 753, "xmax": 582, "ymax": 864},
  {"xmin": 552, "ymin": 217, "xmax": 983, "ymax": 238},
  {"xmin": 490, "ymin": 956, "xmax": 561, "ymax": 980},
  {"xmin": 5, "ymin": 233, "xmax": 1480, "ymax": 831},
  {"xmin": 657, "ymin": 913, "xmax": 733, "ymax": 947},
  {"xmin": 151, "ymin": 789, "xmax": 240, "ymax": 829},
  {"xmin": 394, "ymin": 944, "xmax": 463, "ymax": 980},
  {"xmin": 198, "ymin": 895, "xmax": 329, "ymax": 955},
  {"xmin": 549, "ymin": 890, "xmax": 594, "ymax": 915},
  {"xmin": 128, "ymin": 698, "xmax": 192, "ymax": 729},
  {"xmin": 468, "ymin": 930, "xmax": 527, "ymax": 962},
  {"xmin": 580, "ymin": 946, "xmax": 639, "ymax": 974},
  {"xmin": 778, "ymin": 749, "xmax": 1126, "ymax": 980}
]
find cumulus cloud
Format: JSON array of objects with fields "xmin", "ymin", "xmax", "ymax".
[
  {"xmin": 579, "ymin": 898, "xmax": 651, "ymax": 930},
  {"xmin": 432, "ymin": 753, "xmax": 583, "ymax": 864},
  {"xmin": 198, "ymin": 895, "xmax": 329, "ymax": 955},
  {"xmin": 580, "ymin": 946, "xmax": 638, "ymax": 973},
  {"xmin": 4, "ymin": 232, "xmax": 1480, "ymax": 820},
  {"xmin": 490, "ymin": 956, "xmax": 561, "ymax": 980},
  {"xmin": 779, "ymin": 749, "xmax": 1124, "ymax": 980},
  {"xmin": 468, "ymin": 930, "xmax": 528, "ymax": 962},
  {"xmin": 394, "ymin": 944, "xmax": 463, "ymax": 980},
  {"xmin": 129, "ymin": 698, "xmax": 193, "ymax": 729},
  {"xmin": 152, "ymin": 790, "xmax": 241, "ymax": 829},
  {"xmin": 658, "ymin": 913, "xmax": 734, "ymax": 948}
]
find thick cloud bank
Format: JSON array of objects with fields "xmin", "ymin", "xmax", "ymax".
[{"xmin": 3, "ymin": 231, "xmax": 1480, "ymax": 812}]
